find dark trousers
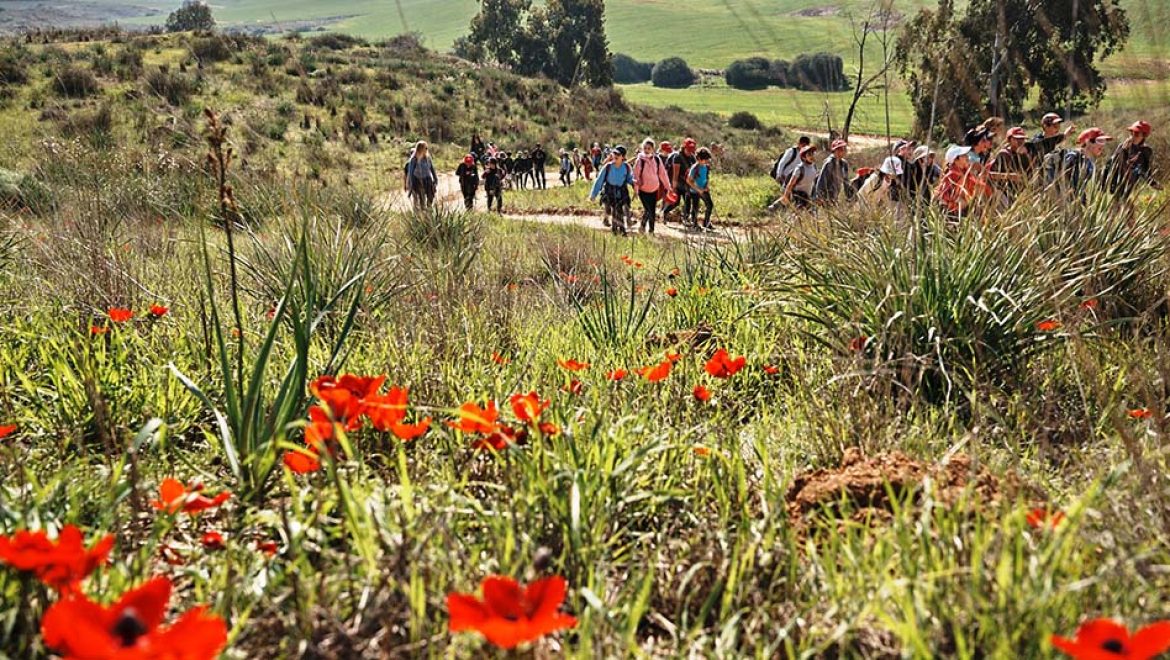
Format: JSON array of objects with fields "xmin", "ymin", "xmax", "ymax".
[
  {"xmin": 411, "ymin": 178, "xmax": 435, "ymax": 210},
  {"xmin": 689, "ymin": 191, "xmax": 713, "ymax": 225},
  {"xmin": 560, "ymin": 169, "xmax": 571, "ymax": 186},
  {"xmin": 460, "ymin": 183, "xmax": 477, "ymax": 210},
  {"xmin": 534, "ymin": 165, "xmax": 546, "ymax": 189},
  {"xmin": 662, "ymin": 186, "xmax": 686, "ymax": 220},
  {"xmin": 638, "ymin": 190, "xmax": 658, "ymax": 232},
  {"xmin": 486, "ymin": 188, "xmax": 503, "ymax": 212}
]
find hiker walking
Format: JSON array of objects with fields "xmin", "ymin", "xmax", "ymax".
[
  {"xmin": 470, "ymin": 133, "xmax": 486, "ymax": 159},
  {"xmin": 906, "ymin": 145, "xmax": 939, "ymax": 205},
  {"xmin": 1050, "ymin": 127, "xmax": 1112, "ymax": 199},
  {"xmin": 988, "ymin": 127, "xmax": 1034, "ymax": 204},
  {"xmin": 1028, "ymin": 113, "xmax": 1076, "ymax": 163},
  {"xmin": 531, "ymin": 144, "xmax": 548, "ymax": 190},
  {"xmin": 456, "ymin": 154, "xmax": 479, "ymax": 210},
  {"xmin": 768, "ymin": 136, "xmax": 811, "ymax": 211},
  {"xmin": 813, "ymin": 140, "xmax": 851, "ymax": 206},
  {"xmin": 559, "ymin": 149, "xmax": 573, "ymax": 187},
  {"xmin": 581, "ymin": 150, "xmax": 593, "ymax": 181},
  {"xmin": 685, "ymin": 147, "xmax": 716, "ymax": 232},
  {"xmin": 779, "ymin": 144, "xmax": 818, "ymax": 210},
  {"xmin": 589, "ymin": 145, "xmax": 635, "ymax": 235},
  {"xmin": 1107, "ymin": 120, "xmax": 1159, "ymax": 199},
  {"xmin": 935, "ymin": 145, "xmax": 991, "ymax": 221},
  {"xmin": 633, "ymin": 137, "xmax": 671, "ymax": 234},
  {"xmin": 663, "ymin": 137, "xmax": 698, "ymax": 222},
  {"xmin": 403, "ymin": 140, "xmax": 438, "ymax": 211},
  {"xmin": 879, "ymin": 139, "xmax": 914, "ymax": 205},
  {"xmin": 483, "ymin": 157, "xmax": 505, "ymax": 213}
]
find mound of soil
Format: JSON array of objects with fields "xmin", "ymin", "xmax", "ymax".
[{"xmin": 785, "ymin": 448, "xmax": 1015, "ymax": 527}]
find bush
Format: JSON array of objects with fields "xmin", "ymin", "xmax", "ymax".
[
  {"xmin": 53, "ymin": 67, "xmax": 99, "ymax": 98},
  {"xmin": 728, "ymin": 111, "xmax": 763, "ymax": 130},
  {"xmin": 166, "ymin": 1, "xmax": 215, "ymax": 32},
  {"xmin": 190, "ymin": 36, "xmax": 233, "ymax": 63},
  {"xmin": 651, "ymin": 57, "xmax": 696, "ymax": 89},
  {"xmin": 0, "ymin": 168, "xmax": 52, "ymax": 214},
  {"xmin": 144, "ymin": 69, "xmax": 197, "ymax": 106},
  {"xmin": 725, "ymin": 57, "xmax": 773, "ymax": 90},
  {"xmin": 612, "ymin": 53, "xmax": 652, "ymax": 84},
  {"xmin": 0, "ymin": 54, "xmax": 28, "ymax": 87},
  {"xmin": 790, "ymin": 52, "xmax": 848, "ymax": 91},
  {"xmin": 308, "ymin": 33, "xmax": 367, "ymax": 51}
]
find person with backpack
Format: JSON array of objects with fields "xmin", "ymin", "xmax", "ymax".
[
  {"xmin": 780, "ymin": 144, "xmax": 818, "ymax": 210},
  {"xmin": 906, "ymin": 145, "xmax": 939, "ymax": 205},
  {"xmin": 403, "ymin": 140, "xmax": 438, "ymax": 211},
  {"xmin": 1050, "ymin": 127, "xmax": 1112, "ymax": 198},
  {"xmin": 879, "ymin": 139, "xmax": 914, "ymax": 204},
  {"xmin": 813, "ymin": 140, "xmax": 851, "ymax": 206},
  {"xmin": 589, "ymin": 144, "xmax": 636, "ymax": 235},
  {"xmin": 559, "ymin": 149, "xmax": 573, "ymax": 187},
  {"xmin": 1107, "ymin": 120, "xmax": 1160, "ymax": 198},
  {"xmin": 686, "ymin": 147, "xmax": 716, "ymax": 232},
  {"xmin": 470, "ymin": 133, "xmax": 486, "ymax": 159},
  {"xmin": 531, "ymin": 143, "xmax": 548, "ymax": 190},
  {"xmin": 988, "ymin": 127, "xmax": 1034, "ymax": 203},
  {"xmin": 455, "ymin": 154, "xmax": 480, "ymax": 210},
  {"xmin": 1028, "ymin": 113, "xmax": 1076, "ymax": 163},
  {"xmin": 767, "ymin": 136, "xmax": 812, "ymax": 211},
  {"xmin": 935, "ymin": 145, "xmax": 991, "ymax": 221},
  {"xmin": 483, "ymin": 158, "xmax": 505, "ymax": 213},
  {"xmin": 663, "ymin": 137, "xmax": 698, "ymax": 222},
  {"xmin": 633, "ymin": 137, "xmax": 672, "ymax": 234}
]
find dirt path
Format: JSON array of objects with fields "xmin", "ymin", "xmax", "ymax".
[{"xmin": 384, "ymin": 173, "xmax": 748, "ymax": 243}]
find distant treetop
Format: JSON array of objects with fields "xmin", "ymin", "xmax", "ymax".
[{"xmin": 166, "ymin": 1, "xmax": 216, "ymax": 33}]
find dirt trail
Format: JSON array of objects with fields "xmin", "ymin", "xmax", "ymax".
[{"xmin": 382, "ymin": 173, "xmax": 748, "ymax": 243}]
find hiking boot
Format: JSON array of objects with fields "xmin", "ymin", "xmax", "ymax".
[
  {"xmin": 702, "ymin": 223, "xmax": 715, "ymax": 233},
  {"xmin": 603, "ymin": 215, "xmax": 611, "ymax": 227}
]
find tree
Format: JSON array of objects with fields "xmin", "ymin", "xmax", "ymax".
[
  {"xmin": 725, "ymin": 57, "xmax": 773, "ymax": 90},
  {"xmin": 543, "ymin": 0, "xmax": 611, "ymax": 86},
  {"xmin": 467, "ymin": 0, "xmax": 530, "ymax": 67},
  {"xmin": 651, "ymin": 57, "xmax": 695, "ymax": 89},
  {"xmin": 842, "ymin": 3, "xmax": 895, "ymax": 140},
  {"xmin": 612, "ymin": 54, "xmax": 652, "ymax": 84},
  {"xmin": 165, "ymin": 1, "xmax": 215, "ymax": 33},
  {"xmin": 465, "ymin": 0, "xmax": 610, "ymax": 87}
]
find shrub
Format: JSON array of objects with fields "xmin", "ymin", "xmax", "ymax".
[
  {"xmin": 725, "ymin": 57, "xmax": 773, "ymax": 90},
  {"xmin": 166, "ymin": 1, "xmax": 215, "ymax": 32},
  {"xmin": 612, "ymin": 53, "xmax": 652, "ymax": 84},
  {"xmin": 728, "ymin": 111, "xmax": 762, "ymax": 130},
  {"xmin": 308, "ymin": 33, "xmax": 367, "ymax": 51},
  {"xmin": 0, "ymin": 54, "xmax": 28, "ymax": 87},
  {"xmin": 790, "ymin": 52, "xmax": 848, "ymax": 91},
  {"xmin": 57, "ymin": 104, "xmax": 114, "ymax": 146},
  {"xmin": 53, "ymin": 66, "xmax": 99, "ymax": 98},
  {"xmin": 144, "ymin": 69, "xmax": 197, "ymax": 106},
  {"xmin": 190, "ymin": 35, "xmax": 233, "ymax": 63},
  {"xmin": 651, "ymin": 57, "xmax": 696, "ymax": 89},
  {"xmin": 0, "ymin": 168, "xmax": 52, "ymax": 214}
]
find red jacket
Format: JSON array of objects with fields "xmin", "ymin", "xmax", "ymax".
[{"xmin": 935, "ymin": 167, "xmax": 990, "ymax": 215}]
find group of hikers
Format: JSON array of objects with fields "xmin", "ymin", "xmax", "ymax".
[
  {"xmin": 767, "ymin": 112, "xmax": 1159, "ymax": 221},
  {"xmin": 401, "ymin": 112, "xmax": 1158, "ymax": 229}
]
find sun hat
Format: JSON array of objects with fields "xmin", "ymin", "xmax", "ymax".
[
  {"xmin": 945, "ymin": 145, "xmax": 972, "ymax": 165},
  {"xmin": 892, "ymin": 139, "xmax": 913, "ymax": 153},
  {"xmin": 799, "ymin": 145, "xmax": 818, "ymax": 157},
  {"xmin": 1007, "ymin": 127, "xmax": 1028, "ymax": 140},
  {"xmin": 1077, "ymin": 127, "xmax": 1112, "ymax": 145},
  {"xmin": 1041, "ymin": 112, "xmax": 1063, "ymax": 126},
  {"xmin": 1128, "ymin": 120, "xmax": 1152, "ymax": 136},
  {"xmin": 830, "ymin": 139, "xmax": 848, "ymax": 151}
]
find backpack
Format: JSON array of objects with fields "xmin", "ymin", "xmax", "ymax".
[
  {"xmin": 1043, "ymin": 147, "xmax": 1072, "ymax": 185},
  {"xmin": 687, "ymin": 162, "xmax": 709, "ymax": 190},
  {"xmin": 599, "ymin": 163, "xmax": 631, "ymax": 203},
  {"xmin": 772, "ymin": 147, "xmax": 798, "ymax": 182},
  {"xmin": 636, "ymin": 155, "xmax": 663, "ymax": 188}
]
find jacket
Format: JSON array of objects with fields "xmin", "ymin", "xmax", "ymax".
[
  {"xmin": 634, "ymin": 153, "xmax": 671, "ymax": 194},
  {"xmin": 589, "ymin": 162, "xmax": 634, "ymax": 200}
]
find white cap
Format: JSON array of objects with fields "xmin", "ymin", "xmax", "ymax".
[{"xmin": 945, "ymin": 145, "xmax": 972, "ymax": 165}]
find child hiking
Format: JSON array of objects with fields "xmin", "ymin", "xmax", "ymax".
[
  {"xmin": 403, "ymin": 140, "xmax": 438, "ymax": 211},
  {"xmin": 589, "ymin": 145, "xmax": 635, "ymax": 236},
  {"xmin": 685, "ymin": 147, "xmax": 716, "ymax": 232},
  {"xmin": 455, "ymin": 154, "xmax": 479, "ymax": 210},
  {"xmin": 483, "ymin": 157, "xmax": 505, "ymax": 213},
  {"xmin": 634, "ymin": 137, "xmax": 671, "ymax": 234}
]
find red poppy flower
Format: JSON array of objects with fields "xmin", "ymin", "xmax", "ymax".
[
  {"xmin": 1128, "ymin": 408, "xmax": 1153, "ymax": 420},
  {"xmin": 557, "ymin": 358, "xmax": 590, "ymax": 372},
  {"xmin": 151, "ymin": 478, "xmax": 231, "ymax": 515},
  {"xmin": 448, "ymin": 575, "xmax": 578, "ymax": 649},
  {"xmin": 693, "ymin": 385, "xmax": 711, "ymax": 402},
  {"xmin": 201, "ymin": 531, "xmax": 225, "ymax": 551},
  {"xmin": 763, "ymin": 364, "xmax": 780, "ymax": 376},
  {"xmin": 704, "ymin": 348, "xmax": 746, "ymax": 379},
  {"xmin": 90, "ymin": 325, "xmax": 109, "ymax": 336},
  {"xmin": 637, "ymin": 360, "xmax": 672, "ymax": 383},
  {"xmin": 107, "ymin": 308, "xmax": 133, "ymax": 323},
  {"xmin": 311, "ymin": 374, "xmax": 386, "ymax": 401},
  {"xmin": 41, "ymin": 575, "xmax": 228, "ymax": 660},
  {"xmin": 665, "ymin": 351, "xmax": 682, "ymax": 363},
  {"xmin": 491, "ymin": 352, "xmax": 511, "ymax": 365},
  {"xmin": 606, "ymin": 369, "xmax": 627, "ymax": 381},
  {"xmin": 256, "ymin": 540, "xmax": 278, "ymax": 557},
  {"xmin": 1037, "ymin": 319, "xmax": 1063, "ymax": 332},
  {"xmin": 693, "ymin": 446, "xmax": 712, "ymax": 457},
  {"xmin": 0, "ymin": 525, "xmax": 114, "ymax": 591},
  {"xmin": 538, "ymin": 422, "xmax": 560, "ymax": 436},
  {"xmin": 1081, "ymin": 299, "xmax": 1099, "ymax": 310},
  {"xmin": 149, "ymin": 305, "xmax": 169, "ymax": 318},
  {"xmin": 283, "ymin": 449, "xmax": 321, "ymax": 474},
  {"xmin": 0, "ymin": 424, "xmax": 14, "ymax": 440},
  {"xmin": 1051, "ymin": 618, "xmax": 1170, "ymax": 659},
  {"xmin": 390, "ymin": 417, "xmax": 431, "ymax": 441},
  {"xmin": 364, "ymin": 387, "xmax": 409, "ymax": 431},
  {"xmin": 447, "ymin": 401, "xmax": 500, "ymax": 435},
  {"xmin": 561, "ymin": 379, "xmax": 584, "ymax": 395},
  {"xmin": 1026, "ymin": 508, "xmax": 1067, "ymax": 530},
  {"xmin": 473, "ymin": 425, "xmax": 522, "ymax": 452},
  {"xmin": 666, "ymin": 287, "xmax": 678, "ymax": 297},
  {"xmin": 510, "ymin": 392, "xmax": 549, "ymax": 425}
]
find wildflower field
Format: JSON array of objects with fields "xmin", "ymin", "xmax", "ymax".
[{"xmin": 3, "ymin": 29, "xmax": 1170, "ymax": 660}]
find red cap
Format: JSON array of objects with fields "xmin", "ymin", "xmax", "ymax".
[
  {"xmin": 830, "ymin": 139, "xmax": 848, "ymax": 151},
  {"xmin": 1077, "ymin": 127, "xmax": 1112, "ymax": 145},
  {"xmin": 1006, "ymin": 127, "xmax": 1027, "ymax": 140},
  {"xmin": 1129, "ymin": 120, "xmax": 1152, "ymax": 136},
  {"xmin": 683, "ymin": 137, "xmax": 697, "ymax": 149},
  {"xmin": 799, "ymin": 145, "xmax": 818, "ymax": 156},
  {"xmin": 857, "ymin": 167, "xmax": 874, "ymax": 177},
  {"xmin": 660, "ymin": 141, "xmax": 673, "ymax": 152},
  {"xmin": 464, "ymin": 155, "xmax": 474, "ymax": 164}
]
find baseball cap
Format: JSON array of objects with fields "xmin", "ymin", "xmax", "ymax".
[
  {"xmin": 1077, "ymin": 127, "xmax": 1112, "ymax": 145},
  {"xmin": 683, "ymin": 137, "xmax": 697, "ymax": 149},
  {"xmin": 1129, "ymin": 120, "xmax": 1152, "ymax": 136},
  {"xmin": 830, "ymin": 139, "xmax": 848, "ymax": 151},
  {"xmin": 1007, "ymin": 127, "xmax": 1027, "ymax": 140},
  {"xmin": 912, "ymin": 145, "xmax": 930, "ymax": 161},
  {"xmin": 613, "ymin": 145, "xmax": 627, "ymax": 156},
  {"xmin": 463, "ymin": 154, "xmax": 474, "ymax": 164},
  {"xmin": 964, "ymin": 127, "xmax": 991, "ymax": 146},
  {"xmin": 945, "ymin": 145, "xmax": 972, "ymax": 165},
  {"xmin": 660, "ymin": 141, "xmax": 673, "ymax": 151},
  {"xmin": 856, "ymin": 167, "xmax": 875, "ymax": 177},
  {"xmin": 799, "ymin": 145, "xmax": 817, "ymax": 157},
  {"xmin": 1041, "ymin": 113, "xmax": 1063, "ymax": 126},
  {"xmin": 892, "ymin": 139, "xmax": 913, "ymax": 153}
]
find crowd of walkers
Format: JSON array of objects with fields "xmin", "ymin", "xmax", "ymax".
[{"xmin": 403, "ymin": 113, "xmax": 1158, "ymax": 227}]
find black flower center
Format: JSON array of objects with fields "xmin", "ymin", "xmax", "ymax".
[
  {"xmin": 113, "ymin": 608, "xmax": 147, "ymax": 647},
  {"xmin": 1102, "ymin": 639, "xmax": 1125, "ymax": 654}
]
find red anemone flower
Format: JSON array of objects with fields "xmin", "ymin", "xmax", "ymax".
[
  {"xmin": 0, "ymin": 424, "xmax": 14, "ymax": 440},
  {"xmin": 666, "ymin": 287, "xmax": 678, "ymax": 297},
  {"xmin": 849, "ymin": 336, "xmax": 868, "ymax": 352},
  {"xmin": 637, "ymin": 360, "xmax": 672, "ymax": 383},
  {"xmin": 1026, "ymin": 508, "xmax": 1067, "ymax": 530},
  {"xmin": 510, "ymin": 392, "xmax": 550, "ymax": 425},
  {"xmin": 283, "ymin": 449, "xmax": 321, "ymax": 474},
  {"xmin": 606, "ymin": 369, "xmax": 628, "ymax": 381},
  {"xmin": 538, "ymin": 422, "xmax": 560, "ymax": 436},
  {"xmin": 1128, "ymin": 408, "xmax": 1153, "ymax": 420},
  {"xmin": 704, "ymin": 349, "xmax": 746, "ymax": 379},
  {"xmin": 561, "ymin": 379, "xmax": 584, "ymax": 395},
  {"xmin": 665, "ymin": 351, "xmax": 682, "ymax": 363},
  {"xmin": 41, "ymin": 575, "xmax": 228, "ymax": 660},
  {"xmin": 149, "ymin": 305, "xmax": 169, "ymax": 318},
  {"xmin": 448, "ymin": 575, "xmax": 578, "ymax": 649},
  {"xmin": 1051, "ymin": 618, "xmax": 1170, "ymax": 660},
  {"xmin": 491, "ymin": 352, "xmax": 511, "ymax": 365},
  {"xmin": 313, "ymin": 389, "xmax": 364, "ymax": 432},
  {"xmin": 90, "ymin": 325, "xmax": 109, "ymax": 336},
  {"xmin": 1037, "ymin": 319, "xmax": 1063, "ymax": 332},
  {"xmin": 107, "ymin": 308, "xmax": 133, "ymax": 323},
  {"xmin": 363, "ymin": 387, "xmax": 410, "ymax": 431},
  {"xmin": 763, "ymin": 364, "xmax": 780, "ymax": 376},
  {"xmin": 0, "ymin": 525, "xmax": 114, "ymax": 591},
  {"xmin": 151, "ymin": 478, "xmax": 231, "ymax": 515},
  {"xmin": 557, "ymin": 358, "xmax": 590, "ymax": 372},
  {"xmin": 200, "ymin": 531, "xmax": 225, "ymax": 551},
  {"xmin": 390, "ymin": 417, "xmax": 431, "ymax": 441},
  {"xmin": 304, "ymin": 405, "xmax": 343, "ymax": 454},
  {"xmin": 693, "ymin": 446, "xmax": 712, "ymax": 458},
  {"xmin": 473, "ymin": 425, "xmax": 523, "ymax": 452},
  {"xmin": 310, "ymin": 374, "xmax": 386, "ymax": 401},
  {"xmin": 693, "ymin": 385, "xmax": 711, "ymax": 402},
  {"xmin": 447, "ymin": 401, "xmax": 500, "ymax": 435}
]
